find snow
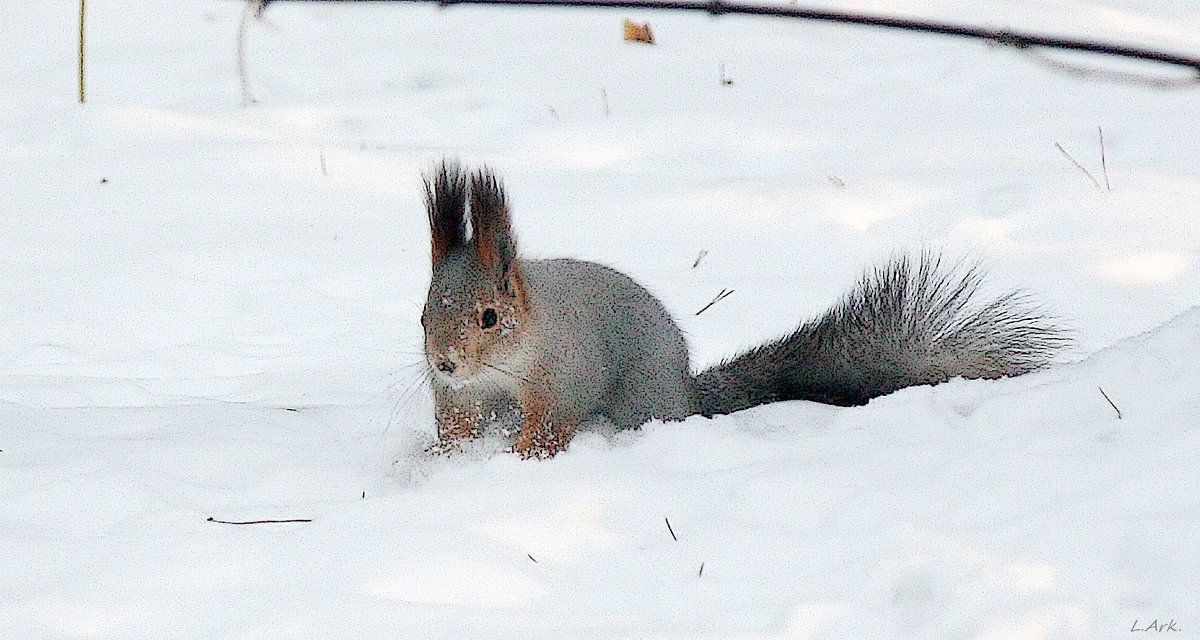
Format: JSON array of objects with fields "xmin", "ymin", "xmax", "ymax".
[{"xmin": 2, "ymin": 0, "xmax": 1198, "ymax": 637}]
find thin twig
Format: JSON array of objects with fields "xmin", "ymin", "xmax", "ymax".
[
  {"xmin": 695, "ymin": 288, "xmax": 734, "ymax": 316},
  {"xmin": 237, "ymin": 1, "xmax": 264, "ymax": 105},
  {"xmin": 262, "ymin": 0, "xmax": 1200, "ymax": 77},
  {"xmin": 1098, "ymin": 127, "xmax": 1111, "ymax": 192},
  {"xmin": 78, "ymin": 0, "xmax": 86, "ymax": 103},
  {"xmin": 527, "ymin": 553, "xmax": 538, "ymax": 563},
  {"xmin": 1054, "ymin": 142, "xmax": 1103, "ymax": 192},
  {"xmin": 1098, "ymin": 386, "xmax": 1122, "ymax": 419},
  {"xmin": 691, "ymin": 250, "xmax": 708, "ymax": 269},
  {"xmin": 207, "ymin": 516, "xmax": 313, "ymax": 525},
  {"xmin": 665, "ymin": 516, "xmax": 678, "ymax": 541},
  {"xmin": 698, "ymin": 562, "xmax": 704, "ymax": 577}
]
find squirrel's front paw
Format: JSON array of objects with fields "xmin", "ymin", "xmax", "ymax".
[
  {"xmin": 434, "ymin": 409, "xmax": 486, "ymax": 438},
  {"xmin": 512, "ymin": 422, "xmax": 573, "ymax": 460},
  {"xmin": 426, "ymin": 421, "xmax": 483, "ymax": 457}
]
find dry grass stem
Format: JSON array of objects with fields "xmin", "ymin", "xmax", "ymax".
[
  {"xmin": 1098, "ymin": 127, "xmax": 1111, "ymax": 191},
  {"xmin": 78, "ymin": 0, "xmax": 86, "ymax": 103},
  {"xmin": 1054, "ymin": 142, "xmax": 1104, "ymax": 192},
  {"xmin": 1099, "ymin": 386, "xmax": 1122, "ymax": 419},
  {"xmin": 695, "ymin": 288, "xmax": 734, "ymax": 316}
]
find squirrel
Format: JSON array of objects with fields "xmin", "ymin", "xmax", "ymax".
[{"xmin": 420, "ymin": 161, "xmax": 1068, "ymax": 459}]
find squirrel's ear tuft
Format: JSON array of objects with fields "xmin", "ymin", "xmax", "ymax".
[
  {"xmin": 424, "ymin": 160, "xmax": 468, "ymax": 265},
  {"xmin": 469, "ymin": 168, "xmax": 521, "ymax": 289}
]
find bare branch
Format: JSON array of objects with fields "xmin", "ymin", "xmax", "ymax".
[{"xmin": 259, "ymin": 0, "xmax": 1200, "ymax": 79}]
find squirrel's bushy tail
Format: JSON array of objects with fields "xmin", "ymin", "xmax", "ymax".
[{"xmin": 690, "ymin": 254, "xmax": 1069, "ymax": 416}]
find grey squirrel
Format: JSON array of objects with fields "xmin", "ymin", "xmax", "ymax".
[{"xmin": 421, "ymin": 162, "xmax": 1067, "ymax": 459}]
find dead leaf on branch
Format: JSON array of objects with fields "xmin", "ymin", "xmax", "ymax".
[{"xmin": 623, "ymin": 19, "xmax": 655, "ymax": 45}]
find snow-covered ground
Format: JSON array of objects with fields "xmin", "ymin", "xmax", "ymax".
[{"xmin": 2, "ymin": 1, "xmax": 1198, "ymax": 638}]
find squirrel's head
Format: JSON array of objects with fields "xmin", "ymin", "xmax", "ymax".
[{"xmin": 421, "ymin": 162, "xmax": 530, "ymax": 386}]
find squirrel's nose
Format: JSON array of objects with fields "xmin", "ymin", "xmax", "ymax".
[{"xmin": 436, "ymin": 359, "xmax": 456, "ymax": 375}]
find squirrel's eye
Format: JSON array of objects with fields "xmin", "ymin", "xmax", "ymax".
[{"xmin": 480, "ymin": 307, "xmax": 498, "ymax": 329}]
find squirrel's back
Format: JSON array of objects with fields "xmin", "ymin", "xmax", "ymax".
[{"xmin": 520, "ymin": 258, "xmax": 692, "ymax": 428}]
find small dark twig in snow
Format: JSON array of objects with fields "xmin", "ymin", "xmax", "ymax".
[
  {"xmin": 1098, "ymin": 127, "xmax": 1111, "ymax": 192},
  {"xmin": 1099, "ymin": 386, "xmax": 1122, "ymax": 419},
  {"xmin": 665, "ymin": 516, "xmax": 678, "ymax": 541},
  {"xmin": 207, "ymin": 516, "xmax": 313, "ymax": 525},
  {"xmin": 1054, "ymin": 142, "xmax": 1104, "ymax": 192},
  {"xmin": 698, "ymin": 562, "xmax": 705, "ymax": 577},
  {"xmin": 695, "ymin": 288, "xmax": 734, "ymax": 315},
  {"xmin": 691, "ymin": 250, "xmax": 708, "ymax": 269},
  {"xmin": 527, "ymin": 553, "xmax": 538, "ymax": 563},
  {"xmin": 237, "ymin": 1, "xmax": 275, "ymax": 105},
  {"xmin": 237, "ymin": 2, "xmax": 257, "ymax": 105}
]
